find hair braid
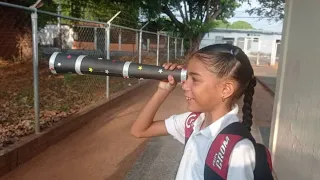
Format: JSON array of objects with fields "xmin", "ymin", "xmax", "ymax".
[{"xmin": 242, "ymin": 77, "xmax": 257, "ymax": 132}]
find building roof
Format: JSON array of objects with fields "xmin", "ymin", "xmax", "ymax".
[{"xmin": 210, "ymin": 28, "xmax": 282, "ymax": 35}]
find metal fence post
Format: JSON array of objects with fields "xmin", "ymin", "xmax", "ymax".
[
  {"xmin": 139, "ymin": 30, "xmax": 143, "ymax": 64},
  {"xmin": 94, "ymin": 27, "xmax": 97, "ymax": 50},
  {"xmin": 105, "ymin": 11, "xmax": 121, "ymax": 99},
  {"xmin": 31, "ymin": 10, "xmax": 40, "ymax": 134},
  {"xmin": 174, "ymin": 37, "xmax": 177, "ymax": 59},
  {"xmin": 147, "ymin": 39, "xmax": 150, "ymax": 52},
  {"xmin": 167, "ymin": 35, "xmax": 170, "ymax": 63},
  {"xmin": 181, "ymin": 38, "xmax": 184, "ymax": 56},
  {"xmin": 138, "ymin": 22, "xmax": 149, "ymax": 64},
  {"xmin": 57, "ymin": 3, "xmax": 61, "ymax": 32},
  {"xmin": 105, "ymin": 24, "xmax": 110, "ymax": 99},
  {"xmin": 244, "ymin": 37, "xmax": 248, "ymax": 54},
  {"xmin": 156, "ymin": 31, "xmax": 160, "ymax": 66},
  {"xmin": 270, "ymin": 39, "xmax": 277, "ymax": 66},
  {"xmin": 118, "ymin": 28, "xmax": 122, "ymax": 51},
  {"xmin": 256, "ymin": 39, "xmax": 262, "ymax": 65},
  {"xmin": 57, "ymin": 2, "xmax": 61, "ymax": 48},
  {"xmin": 135, "ymin": 32, "xmax": 139, "ymax": 52}
]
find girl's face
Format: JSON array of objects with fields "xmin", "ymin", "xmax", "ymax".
[{"xmin": 182, "ymin": 58, "xmax": 225, "ymax": 112}]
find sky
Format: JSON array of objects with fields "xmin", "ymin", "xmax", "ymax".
[{"xmin": 227, "ymin": 0, "xmax": 283, "ymax": 33}]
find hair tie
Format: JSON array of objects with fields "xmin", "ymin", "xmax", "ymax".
[{"xmin": 230, "ymin": 48, "xmax": 239, "ymax": 56}]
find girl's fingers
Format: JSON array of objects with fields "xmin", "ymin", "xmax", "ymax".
[
  {"xmin": 162, "ymin": 63, "xmax": 169, "ymax": 68},
  {"xmin": 169, "ymin": 64, "xmax": 177, "ymax": 70},
  {"xmin": 164, "ymin": 63, "xmax": 173, "ymax": 70},
  {"xmin": 177, "ymin": 65, "xmax": 184, "ymax": 69},
  {"xmin": 162, "ymin": 63, "xmax": 182, "ymax": 71},
  {"xmin": 168, "ymin": 75, "xmax": 175, "ymax": 85}
]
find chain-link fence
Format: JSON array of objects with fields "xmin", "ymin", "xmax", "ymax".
[
  {"xmin": 0, "ymin": 1, "xmax": 185, "ymax": 149},
  {"xmin": 159, "ymin": 34, "xmax": 169, "ymax": 66},
  {"xmin": 37, "ymin": 14, "xmax": 110, "ymax": 132}
]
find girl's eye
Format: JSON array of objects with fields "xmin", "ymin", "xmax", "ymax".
[{"xmin": 192, "ymin": 77, "xmax": 198, "ymax": 82}]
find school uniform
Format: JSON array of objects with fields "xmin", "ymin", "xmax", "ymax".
[{"xmin": 164, "ymin": 104, "xmax": 256, "ymax": 180}]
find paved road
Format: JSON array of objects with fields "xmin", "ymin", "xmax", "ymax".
[
  {"xmin": 252, "ymin": 65, "xmax": 278, "ymax": 147},
  {"xmin": 253, "ymin": 65, "xmax": 278, "ymax": 93},
  {"xmin": 0, "ymin": 79, "xmax": 274, "ymax": 180}
]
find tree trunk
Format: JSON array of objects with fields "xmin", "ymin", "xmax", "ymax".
[{"xmin": 185, "ymin": 33, "xmax": 205, "ymax": 59}]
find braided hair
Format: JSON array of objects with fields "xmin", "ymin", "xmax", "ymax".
[
  {"xmin": 190, "ymin": 44, "xmax": 256, "ymax": 131},
  {"xmin": 242, "ymin": 77, "xmax": 256, "ymax": 131}
]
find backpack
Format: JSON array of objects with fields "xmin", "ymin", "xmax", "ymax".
[{"xmin": 184, "ymin": 112, "xmax": 274, "ymax": 180}]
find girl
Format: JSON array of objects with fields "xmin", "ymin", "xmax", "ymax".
[{"xmin": 130, "ymin": 43, "xmax": 257, "ymax": 180}]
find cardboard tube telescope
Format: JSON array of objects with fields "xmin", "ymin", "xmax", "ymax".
[{"xmin": 49, "ymin": 52, "xmax": 187, "ymax": 82}]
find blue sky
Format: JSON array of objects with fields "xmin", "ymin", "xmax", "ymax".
[{"xmin": 227, "ymin": 0, "xmax": 283, "ymax": 33}]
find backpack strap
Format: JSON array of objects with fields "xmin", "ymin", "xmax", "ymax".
[
  {"xmin": 184, "ymin": 112, "xmax": 201, "ymax": 145},
  {"xmin": 253, "ymin": 143, "xmax": 274, "ymax": 180},
  {"xmin": 204, "ymin": 122, "xmax": 255, "ymax": 180}
]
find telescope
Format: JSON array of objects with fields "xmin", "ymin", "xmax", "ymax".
[{"xmin": 49, "ymin": 52, "xmax": 187, "ymax": 83}]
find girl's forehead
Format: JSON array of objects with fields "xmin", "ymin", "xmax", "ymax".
[
  {"xmin": 186, "ymin": 57, "xmax": 221, "ymax": 81},
  {"xmin": 187, "ymin": 58, "xmax": 209, "ymax": 71}
]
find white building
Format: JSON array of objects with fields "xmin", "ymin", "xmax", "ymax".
[{"xmin": 200, "ymin": 28, "xmax": 282, "ymax": 57}]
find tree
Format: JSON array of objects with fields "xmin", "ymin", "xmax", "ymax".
[
  {"xmin": 229, "ymin": 20, "xmax": 254, "ymax": 29},
  {"xmin": 5, "ymin": 0, "xmax": 58, "ymax": 28},
  {"xmin": 211, "ymin": 20, "xmax": 231, "ymax": 28},
  {"xmin": 214, "ymin": 20, "xmax": 254, "ymax": 29},
  {"xmin": 56, "ymin": 0, "xmax": 248, "ymax": 54},
  {"xmin": 0, "ymin": 0, "xmax": 57, "ymax": 62},
  {"xmin": 139, "ymin": 0, "xmax": 242, "ymax": 54},
  {"xmin": 246, "ymin": 0, "xmax": 285, "ymax": 21},
  {"xmin": 59, "ymin": 0, "xmax": 140, "ymax": 28}
]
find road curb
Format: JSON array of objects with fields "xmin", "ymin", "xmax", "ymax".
[
  {"xmin": 256, "ymin": 77, "xmax": 275, "ymax": 97},
  {"xmin": 0, "ymin": 80, "xmax": 153, "ymax": 177}
]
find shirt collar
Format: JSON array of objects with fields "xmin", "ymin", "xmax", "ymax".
[{"xmin": 193, "ymin": 104, "xmax": 240, "ymax": 139}]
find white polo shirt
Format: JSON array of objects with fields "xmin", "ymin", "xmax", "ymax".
[{"xmin": 164, "ymin": 104, "xmax": 255, "ymax": 180}]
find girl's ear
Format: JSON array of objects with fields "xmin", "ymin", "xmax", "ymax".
[{"xmin": 221, "ymin": 80, "xmax": 236, "ymax": 100}]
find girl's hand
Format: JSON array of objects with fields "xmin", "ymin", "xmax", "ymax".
[{"xmin": 158, "ymin": 63, "xmax": 184, "ymax": 92}]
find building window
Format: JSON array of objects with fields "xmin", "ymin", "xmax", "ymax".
[
  {"xmin": 238, "ymin": 37, "xmax": 245, "ymax": 41},
  {"xmin": 222, "ymin": 37, "xmax": 235, "ymax": 45},
  {"xmin": 237, "ymin": 37, "xmax": 245, "ymax": 49},
  {"xmin": 247, "ymin": 33, "xmax": 261, "ymax": 37}
]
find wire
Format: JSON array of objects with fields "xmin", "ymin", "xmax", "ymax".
[{"xmin": 230, "ymin": 16, "xmax": 278, "ymax": 19}]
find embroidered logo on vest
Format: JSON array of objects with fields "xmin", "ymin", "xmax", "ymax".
[
  {"xmin": 212, "ymin": 136, "xmax": 230, "ymax": 170},
  {"xmin": 185, "ymin": 113, "xmax": 199, "ymax": 128}
]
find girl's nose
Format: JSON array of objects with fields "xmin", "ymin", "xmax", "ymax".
[{"xmin": 182, "ymin": 79, "xmax": 190, "ymax": 91}]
